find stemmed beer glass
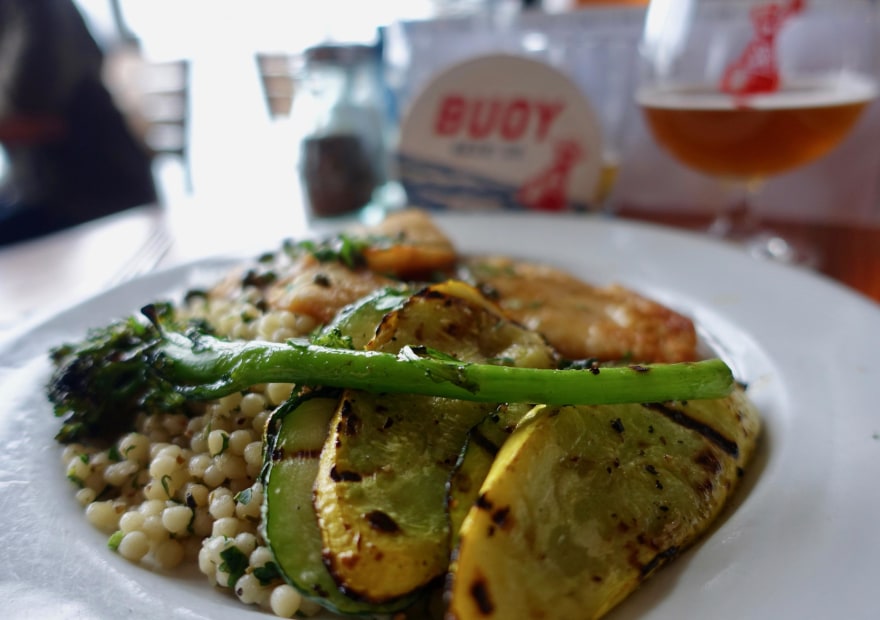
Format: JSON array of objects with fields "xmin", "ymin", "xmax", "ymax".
[{"xmin": 637, "ymin": 0, "xmax": 877, "ymax": 262}]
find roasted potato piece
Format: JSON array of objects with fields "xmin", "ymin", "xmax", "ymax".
[
  {"xmin": 447, "ymin": 387, "xmax": 760, "ymax": 620},
  {"xmin": 313, "ymin": 282, "xmax": 556, "ymax": 602}
]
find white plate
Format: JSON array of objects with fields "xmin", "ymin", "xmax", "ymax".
[{"xmin": 1, "ymin": 212, "xmax": 878, "ymax": 620}]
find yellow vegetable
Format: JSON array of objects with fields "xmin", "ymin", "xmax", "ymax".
[
  {"xmin": 447, "ymin": 387, "xmax": 760, "ymax": 619},
  {"xmin": 313, "ymin": 282, "xmax": 555, "ymax": 602}
]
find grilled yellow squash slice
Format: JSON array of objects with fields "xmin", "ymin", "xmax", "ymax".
[
  {"xmin": 313, "ymin": 281, "xmax": 556, "ymax": 603},
  {"xmin": 446, "ymin": 402, "xmax": 533, "ymax": 550},
  {"xmin": 447, "ymin": 387, "xmax": 760, "ymax": 620}
]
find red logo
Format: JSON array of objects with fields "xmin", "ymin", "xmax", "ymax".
[
  {"xmin": 433, "ymin": 95, "xmax": 564, "ymax": 142},
  {"xmin": 516, "ymin": 140, "xmax": 584, "ymax": 211},
  {"xmin": 720, "ymin": 0, "xmax": 805, "ymax": 98}
]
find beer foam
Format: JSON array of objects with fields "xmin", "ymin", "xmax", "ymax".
[{"xmin": 637, "ymin": 73, "xmax": 878, "ymax": 110}]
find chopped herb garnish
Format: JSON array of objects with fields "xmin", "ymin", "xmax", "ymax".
[
  {"xmin": 67, "ymin": 473, "xmax": 85, "ymax": 488},
  {"xmin": 107, "ymin": 530, "xmax": 124, "ymax": 551},
  {"xmin": 296, "ymin": 233, "xmax": 391, "ymax": 270},
  {"xmin": 107, "ymin": 445, "xmax": 122, "ymax": 462},
  {"xmin": 253, "ymin": 561, "xmax": 282, "ymax": 585},
  {"xmin": 220, "ymin": 546, "xmax": 249, "ymax": 587},
  {"xmin": 242, "ymin": 269, "xmax": 277, "ymax": 289},
  {"xmin": 161, "ymin": 474, "xmax": 173, "ymax": 497},
  {"xmin": 183, "ymin": 289, "xmax": 208, "ymax": 304},
  {"xmin": 95, "ymin": 484, "xmax": 114, "ymax": 501},
  {"xmin": 235, "ymin": 487, "xmax": 253, "ymax": 506}
]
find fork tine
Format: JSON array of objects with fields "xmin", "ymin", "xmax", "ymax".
[{"xmin": 106, "ymin": 225, "xmax": 172, "ymax": 288}]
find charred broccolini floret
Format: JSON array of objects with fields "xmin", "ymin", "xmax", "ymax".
[{"xmin": 47, "ymin": 303, "xmax": 210, "ymax": 444}]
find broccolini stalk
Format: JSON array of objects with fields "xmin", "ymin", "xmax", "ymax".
[
  {"xmin": 49, "ymin": 302, "xmax": 733, "ymax": 445},
  {"xmin": 152, "ymin": 329, "xmax": 734, "ymax": 406}
]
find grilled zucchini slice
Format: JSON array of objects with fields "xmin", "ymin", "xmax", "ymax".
[
  {"xmin": 311, "ymin": 286, "xmax": 411, "ymax": 350},
  {"xmin": 313, "ymin": 281, "xmax": 556, "ymax": 602},
  {"xmin": 262, "ymin": 390, "xmax": 417, "ymax": 615}
]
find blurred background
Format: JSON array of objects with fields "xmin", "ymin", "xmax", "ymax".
[{"xmin": 2, "ymin": 0, "xmax": 879, "ymax": 247}]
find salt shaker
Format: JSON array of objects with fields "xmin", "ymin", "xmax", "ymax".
[{"xmin": 294, "ymin": 43, "xmax": 387, "ymax": 218}]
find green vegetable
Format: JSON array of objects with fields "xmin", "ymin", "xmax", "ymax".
[
  {"xmin": 152, "ymin": 331, "xmax": 734, "ymax": 407},
  {"xmin": 310, "ymin": 286, "xmax": 412, "ymax": 351},
  {"xmin": 48, "ymin": 290, "xmax": 734, "ymax": 447},
  {"xmin": 46, "ymin": 288, "xmax": 411, "ymax": 445},
  {"xmin": 252, "ymin": 561, "xmax": 282, "ymax": 586},
  {"xmin": 446, "ymin": 387, "xmax": 762, "ymax": 619},
  {"xmin": 107, "ymin": 530, "xmax": 124, "ymax": 551},
  {"xmin": 262, "ymin": 390, "xmax": 417, "ymax": 614},
  {"xmin": 219, "ymin": 546, "xmax": 249, "ymax": 587},
  {"xmin": 47, "ymin": 302, "xmax": 199, "ymax": 443},
  {"xmin": 446, "ymin": 402, "xmax": 533, "ymax": 550},
  {"xmin": 291, "ymin": 233, "xmax": 389, "ymax": 269},
  {"xmin": 311, "ymin": 282, "xmax": 555, "ymax": 603}
]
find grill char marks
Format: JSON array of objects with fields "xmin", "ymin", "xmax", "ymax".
[{"xmin": 642, "ymin": 402, "xmax": 740, "ymax": 457}]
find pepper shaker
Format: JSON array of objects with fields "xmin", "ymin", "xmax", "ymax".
[{"xmin": 294, "ymin": 43, "xmax": 387, "ymax": 218}]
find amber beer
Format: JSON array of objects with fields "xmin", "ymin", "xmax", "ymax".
[{"xmin": 637, "ymin": 75, "xmax": 877, "ymax": 179}]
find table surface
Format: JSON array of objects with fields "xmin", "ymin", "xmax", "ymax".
[{"xmin": 615, "ymin": 206, "xmax": 880, "ymax": 305}]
